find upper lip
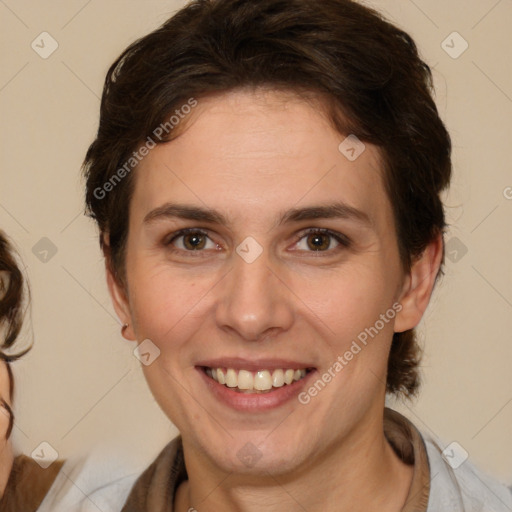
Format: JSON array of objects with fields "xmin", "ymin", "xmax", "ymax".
[{"xmin": 196, "ymin": 357, "xmax": 316, "ymax": 372}]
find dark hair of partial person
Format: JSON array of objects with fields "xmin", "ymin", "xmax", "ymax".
[
  {"xmin": 82, "ymin": 0, "xmax": 452, "ymax": 398},
  {"xmin": 0, "ymin": 232, "xmax": 30, "ymax": 358},
  {"xmin": 0, "ymin": 365, "xmax": 14, "ymax": 439},
  {"xmin": 1, "ymin": 231, "xmax": 32, "ymax": 438}
]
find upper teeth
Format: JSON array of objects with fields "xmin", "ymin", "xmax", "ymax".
[{"xmin": 206, "ymin": 367, "xmax": 307, "ymax": 392}]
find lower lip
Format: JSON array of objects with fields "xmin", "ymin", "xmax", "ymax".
[{"xmin": 196, "ymin": 367, "xmax": 316, "ymax": 412}]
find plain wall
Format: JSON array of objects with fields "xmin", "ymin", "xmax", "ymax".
[{"xmin": 0, "ymin": 0, "xmax": 511, "ymax": 484}]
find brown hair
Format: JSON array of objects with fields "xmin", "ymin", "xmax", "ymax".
[
  {"xmin": 83, "ymin": 0, "xmax": 452, "ymax": 397},
  {"xmin": 0, "ymin": 232, "xmax": 31, "ymax": 438},
  {"xmin": 0, "ymin": 233, "xmax": 29, "ymax": 359}
]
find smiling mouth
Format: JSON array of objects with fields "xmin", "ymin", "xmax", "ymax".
[{"xmin": 201, "ymin": 366, "xmax": 313, "ymax": 394}]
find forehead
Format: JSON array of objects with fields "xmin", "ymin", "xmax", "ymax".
[{"xmin": 133, "ymin": 89, "xmax": 390, "ymax": 228}]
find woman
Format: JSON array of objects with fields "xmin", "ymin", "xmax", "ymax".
[
  {"xmin": 82, "ymin": 0, "xmax": 512, "ymax": 510},
  {"xmin": 0, "ymin": 232, "xmax": 64, "ymax": 510},
  {"xmin": 0, "ymin": 233, "xmax": 135, "ymax": 511}
]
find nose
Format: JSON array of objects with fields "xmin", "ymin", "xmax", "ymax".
[{"xmin": 214, "ymin": 245, "xmax": 294, "ymax": 342}]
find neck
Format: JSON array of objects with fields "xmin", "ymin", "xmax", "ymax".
[
  {"xmin": 175, "ymin": 411, "xmax": 413, "ymax": 512},
  {"xmin": 0, "ymin": 441, "xmax": 14, "ymax": 499}
]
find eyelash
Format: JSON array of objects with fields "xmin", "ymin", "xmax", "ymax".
[{"xmin": 164, "ymin": 227, "xmax": 351, "ymax": 256}]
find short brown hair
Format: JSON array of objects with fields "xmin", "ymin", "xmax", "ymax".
[{"xmin": 83, "ymin": 0, "xmax": 452, "ymax": 397}]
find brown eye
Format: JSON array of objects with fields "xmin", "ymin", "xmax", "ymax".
[
  {"xmin": 166, "ymin": 228, "xmax": 218, "ymax": 252},
  {"xmin": 306, "ymin": 233, "xmax": 331, "ymax": 251},
  {"xmin": 294, "ymin": 229, "xmax": 350, "ymax": 253},
  {"xmin": 182, "ymin": 232, "xmax": 207, "ymax": 250}
]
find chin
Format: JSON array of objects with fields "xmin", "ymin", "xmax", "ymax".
[{"xmin": 191, "ymin": 427, "xmax": 310, "ymax": 477}]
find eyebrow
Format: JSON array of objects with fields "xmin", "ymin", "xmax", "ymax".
[{"xmin": 143, "ymin": 201, "xmax": 373, "ymax": 229}]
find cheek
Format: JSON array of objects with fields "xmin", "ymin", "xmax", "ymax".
[
  {"xmin": 300, "ymin": 263, "xmax": 399, "ymax": 402},
  {"xmin": 302, "ymin": 263, "xmax": 396, "ymax": 338},
  {"xmin": 128, "ymin": 262, "xmax": 217, "ymax": 347}
]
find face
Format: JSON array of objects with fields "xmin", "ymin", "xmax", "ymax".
[{"xmin": 109, "ymin": 88, "xmax": 437, "ymax": 476}]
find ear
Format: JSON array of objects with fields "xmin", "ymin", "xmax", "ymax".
[
  {"xmin": 103, "ymin": 237, "xmax": 136, "ymax": 341},
  {"xmin": 394, "ymin": 232, "xmax": 444, "ymax": 333}
]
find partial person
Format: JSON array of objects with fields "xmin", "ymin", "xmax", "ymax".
[
  {"xmin": 0, "ymin": 231, "xmax": 64, "ymax": 510},
  {"xmin": 81, "ymin": 0, "xmax": 512, "ymax": 510}
]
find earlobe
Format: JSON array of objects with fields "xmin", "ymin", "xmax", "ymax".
[
  {"xmin": 105, "ymin": 256, "xmax": 136, "ymax": 341},
  {"xmin": 394, "ymin": 233, "xmax": 444, "ymax": 333}
]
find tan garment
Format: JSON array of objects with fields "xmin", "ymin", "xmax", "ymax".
[
  {"xmin": 0, "ymin": 455, "xmax": 64, "ymax": 511},
  {"xmin": 122, "ymin": 408, "xmax": 430, "ymax": 511},
  {"xmin": 385, "ymin": 408, "xmax": 430, "ymax": 511}
]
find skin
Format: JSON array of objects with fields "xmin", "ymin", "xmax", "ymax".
[
  {"xmin": 108, "ymin": 88, "xmax": 443, "ymax": 512},
  {"xmin": 0, "ymin": 360, "xmax": 13, "ymax": 499}
]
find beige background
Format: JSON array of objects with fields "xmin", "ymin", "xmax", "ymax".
[{"xmin": 0, "ymin": 0, "xmax": 511, "ymax": 485}]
